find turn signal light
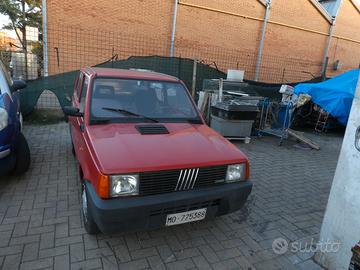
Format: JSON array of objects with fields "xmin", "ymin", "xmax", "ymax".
[{"xmin": 97, "ymin": 173, "xmax": 110, "ymax": 199}]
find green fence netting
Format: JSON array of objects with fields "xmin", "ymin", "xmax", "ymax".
[
  {"xmin": 21, "ymin": 55, "xmax": 304, "ymax": 116},
  {"xmin": 20, "ymin": 56, "xmax": 226, "ymax": 115}
]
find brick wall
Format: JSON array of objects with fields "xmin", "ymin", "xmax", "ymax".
[
  {"xmin": 46, "ymin": 0, "xmax": 173, "ymax": 74},
  {"xmin": 45, "ymin": 0, "xmax": 360, "ymax": 82},
  {"xmin": 260, "ymin": 0, "xmax": 329, "ymax": 82}
]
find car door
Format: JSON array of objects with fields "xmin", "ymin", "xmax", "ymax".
[
  {"xmin": 71, "ymin": 73, "xmax": 90, "ymax": 166},
  {"xmin": 70, "ymin": 72, "xmax": 84, "ymax": 156}
]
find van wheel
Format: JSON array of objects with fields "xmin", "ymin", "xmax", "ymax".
[
  {"xmin": 81, "ymin": 183, "xmax": 99, "ymax": 234},
  {"xmin": 13, "ymin": 133, "xmax": 30, "ymax": 175}
]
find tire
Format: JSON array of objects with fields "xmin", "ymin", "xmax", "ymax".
[
  {"xmin": 12, "ymin": 132, "xmax": 30, "ymax": 175},
  {"xmin": 81, "ymin": 183, "xmax": 99, "ymax": 234}
]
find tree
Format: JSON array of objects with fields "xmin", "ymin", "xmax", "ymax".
[{"xmin": 0, "ymin": 0, "xmax": 41, "ymax": 79}]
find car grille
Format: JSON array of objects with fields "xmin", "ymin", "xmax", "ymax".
[{"xmin": 139, "ymin": 165, "xmax": 227, "ymax": 196}]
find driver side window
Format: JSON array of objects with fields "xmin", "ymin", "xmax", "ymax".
[
  {"xmin": 79, "ymin": 76, "xmax": 89, "ymax": 113},
  {"xmin": 75, "ymin": 73, "xmax": 83, "ymax": 100}
]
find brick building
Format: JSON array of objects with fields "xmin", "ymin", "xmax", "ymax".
[
  {"xmin": 44, "ymin": 0, "xmax": 360, "ymax": 82},
  {"xmin": 0, "ymin": 32, "xmax": 17, "ymax": 51}
]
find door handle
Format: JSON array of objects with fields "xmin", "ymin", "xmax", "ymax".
[
  {"xmin": 80, "ymin": 123, "xmax": 85, "ymax": 132},
  {"xmin": 356, "ymin": 126, "xmax": 360, "ymax": 152}
]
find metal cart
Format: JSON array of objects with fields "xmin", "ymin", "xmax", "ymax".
[{"xmin": 258, "ymin": 99, "xmax": 294, "ymax": 145}]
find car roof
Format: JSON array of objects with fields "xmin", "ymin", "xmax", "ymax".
[{"xmin": 82, "ymin": 67, "xmax": 180, "ymax": 83}]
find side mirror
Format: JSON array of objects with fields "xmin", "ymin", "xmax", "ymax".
[
  {"xmin": 63, "ymin": 106, "xmax": 83, "ymax": 117},
  {"xmin": 11, "ymin": 80, "xmax": 27, "ymax": 92}
]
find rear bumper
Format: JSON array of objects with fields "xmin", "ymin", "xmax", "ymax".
[{"xmin": 85, "ymin": 180, "xmax": 253, "ymax": 234}]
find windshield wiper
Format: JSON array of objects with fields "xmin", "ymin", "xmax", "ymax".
[{"xmin": 101, "ymin": 107, "xmax": 159, "ymax": 123}]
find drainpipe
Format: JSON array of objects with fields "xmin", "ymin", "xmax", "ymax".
[
  {"xmin": 170, "ymin": 0, "xmax": 178, "ymax": 57},
  {"xmin": 42, "ymin": 0, "xmax": 49, "ymax": 77},
  {"xmin": 321, "ymin": 0, "xmax": 343, "ymax": 78},
  {"xmin": 254, "ymin": 0, "xmax": 271, "ymax": 81}
]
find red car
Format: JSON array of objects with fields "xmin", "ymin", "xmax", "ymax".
[{"xmin": 64, "ymin": 67, "xmax": 252, "ymax": 234}]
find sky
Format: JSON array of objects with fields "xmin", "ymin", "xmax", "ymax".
[
  {"xmin": 0, "ymin": 14, "xmax": 17, "ymax": 39},
  {"xmin": 0, "ymin": 14, "xmax": 8, "ymax": 28}
]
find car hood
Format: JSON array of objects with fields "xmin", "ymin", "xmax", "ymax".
[{"xmin": 86, "ymin": 123, "xmax": 248, "ymax": 175}]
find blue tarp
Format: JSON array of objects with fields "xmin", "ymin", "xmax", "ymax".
[{"xmin": 294, "ymin": 69, "xmax": 360, "ymax": 125}]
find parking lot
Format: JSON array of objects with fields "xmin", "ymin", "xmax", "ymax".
[{"xmin": 0, "ymin": 122, "xmax": 342, "ymax": 270}]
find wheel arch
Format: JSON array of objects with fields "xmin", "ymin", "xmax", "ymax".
[{"xmin": 78, "ymin": 164, "xmax": 84, "ymax": 182}]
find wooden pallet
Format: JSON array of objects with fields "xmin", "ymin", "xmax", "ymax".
[{"xmin": 288, "ymin": 129, "xmax": 320, "ymax": 150}]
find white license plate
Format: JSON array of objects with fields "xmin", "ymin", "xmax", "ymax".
[{"xmin": 165, "ymin": 208, "xmax": 207, "ymax": 226}]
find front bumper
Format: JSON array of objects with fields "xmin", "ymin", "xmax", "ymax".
[
  {"xmin": 85, "ymin": 180, "xmax": 253, "ymax": 234},
  {"xmin": 0, "ymin": 147, "xmax": 11, "ymax": 159},
  {"xmin": 0, "ymin": 148, "xmax": 15, "ymax": 175}
]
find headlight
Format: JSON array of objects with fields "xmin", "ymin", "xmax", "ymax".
[
  {"xmin": 226, "ymin": 164, "xmax": 246, "ymax": 182},
  {"xmin": 110, "ymin": 175, "xmax": 139, "ymax": 197},
  {"xmin": 0, "ymin": 108, "xmax": 9, "ymax": 131}
]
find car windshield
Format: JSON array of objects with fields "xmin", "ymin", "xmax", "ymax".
[{"xmin": 90, "ymin": 78, "xmax": 200, "ymax": 123}]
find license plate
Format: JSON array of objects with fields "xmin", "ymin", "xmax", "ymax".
[{"xmin": 165, "ymin": 208, "xmax": 207, "ymax": 226}]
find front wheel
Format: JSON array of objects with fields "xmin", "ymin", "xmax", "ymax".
[
  {"xmin": 81, "ymin": 183, "xmax": 99, "ymax": 234},
  {"xmin": 13, "ymin": 133, "xmax": 30, "ymax": 175}
]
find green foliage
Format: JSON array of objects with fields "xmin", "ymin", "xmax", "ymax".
[{"xmin": 30, "ymin": 40, "xmax": 43, "ymax": 57}]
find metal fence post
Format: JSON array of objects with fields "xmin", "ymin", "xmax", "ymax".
[
  {"xmin": 170, "ymin": 0, "xmax": 178, "ymax": 57},
  {"xmin": 191, "ymin": 59, "xmax": 197, "ymax": 98},
  {"xmin": 254, "ymin": 0, "xmax": 271, "ymax": 82},
  {"xmin": 322, "ymin": 57, "xmax": 329, "ymax": 80},
  {"xmin": 42, "ymin": 0, "xmax": 49, "ymax": 77}
]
